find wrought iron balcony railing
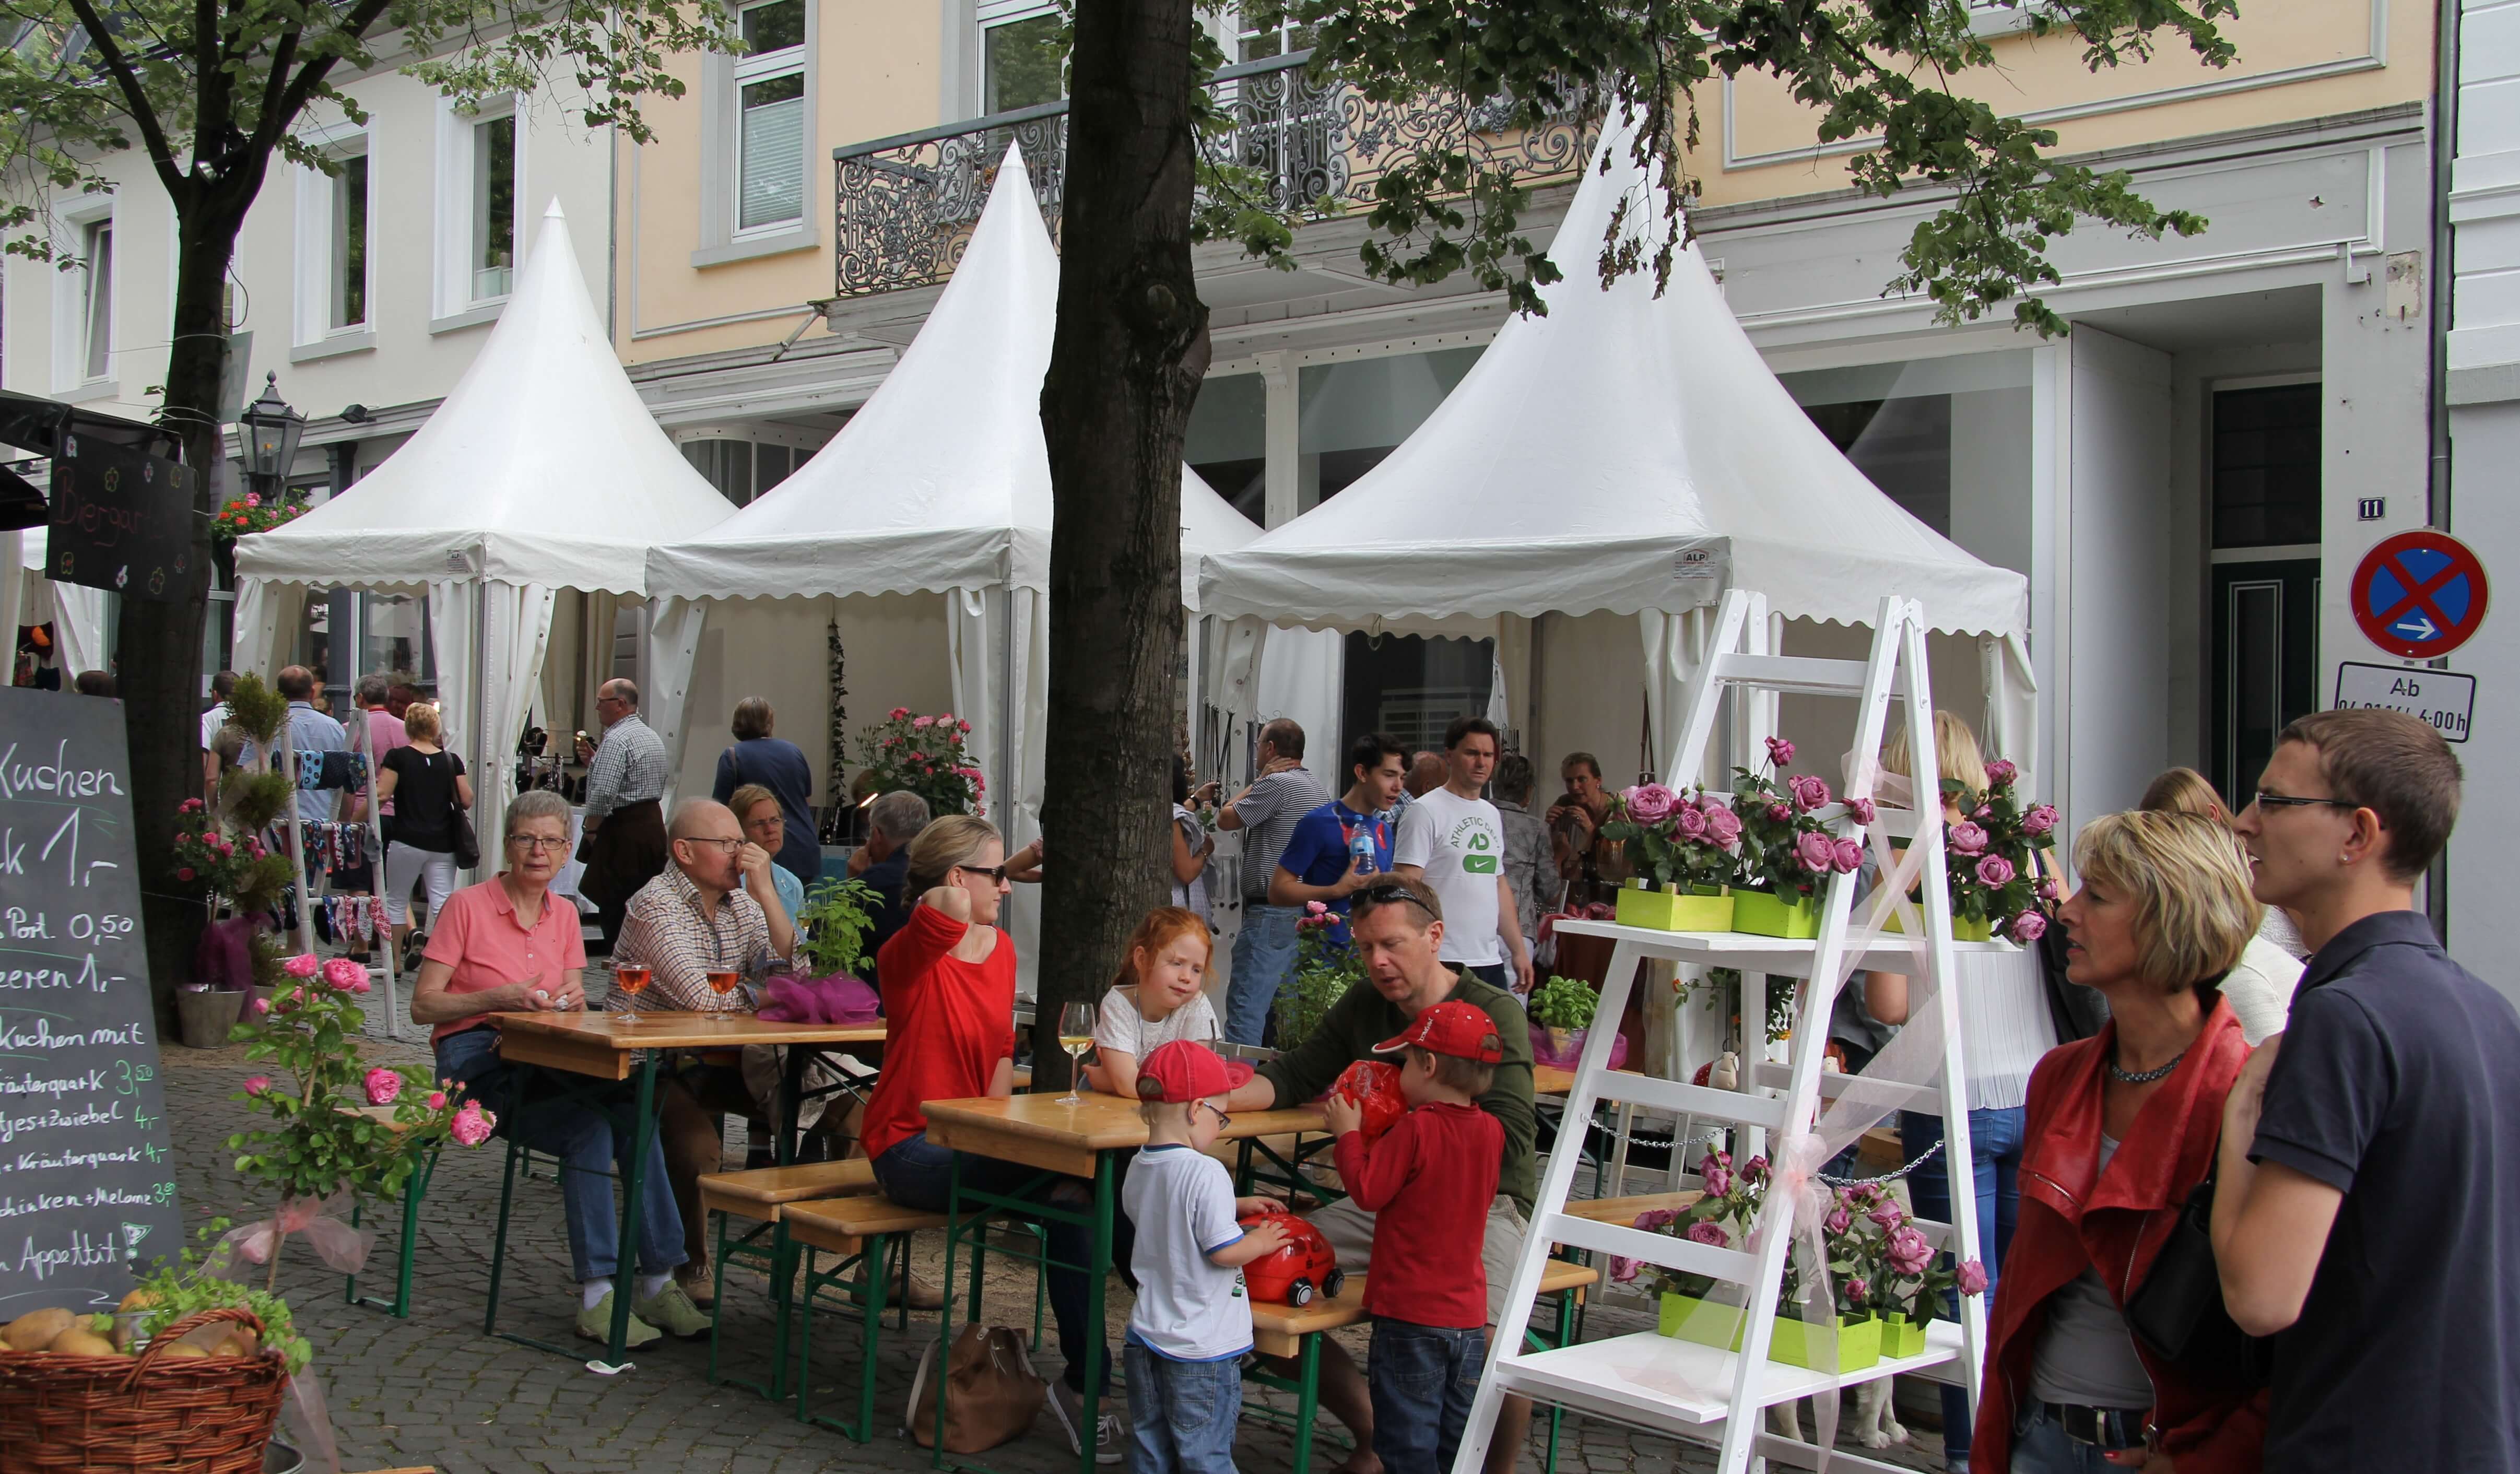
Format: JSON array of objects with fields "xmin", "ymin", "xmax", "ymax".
[{"xmin": 830, "ymin": 50, "xmax": 1592, "ymax": 297}]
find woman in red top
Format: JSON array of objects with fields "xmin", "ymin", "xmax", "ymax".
[
  {"xmin": 861, "ymin": 815, "xmax": 1123, "ymax": 1457},
  {"xmin": 1975, "ymin": 811, "xmax": 2270, "ymax": 1474}
]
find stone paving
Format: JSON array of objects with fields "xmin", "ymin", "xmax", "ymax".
[{"xmin": 162, "ymin": 996, "xmax": 1956, "ymax": 1474}]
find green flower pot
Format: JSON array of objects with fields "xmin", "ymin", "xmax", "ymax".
[
  {"xmin": 1616, "ymin": 881, "xmax": 1735, "ymax": 933},
  {"xmin": 1656, "ymin": 1293, "xmax": 1746, "ymax": 1351},
  {"xmin": 1768, "ymin": 1312, "xmax": 1881, "ymax": 1371},
  {"xmin": 1731, "ymin": 891, "xmax": 1820, "ymax": 939},
  {"xmin": 1879, "ymin": 1315, "xmax": 1932, "ymax": 1360},
  {"xmin": 1882, "ymin": 910, "xmax": 1995, "ymax": 942}
]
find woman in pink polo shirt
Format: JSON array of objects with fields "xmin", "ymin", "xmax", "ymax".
[{"xmin": 410, "ymin": 789, "xmax": 706, "ymax": 1348}]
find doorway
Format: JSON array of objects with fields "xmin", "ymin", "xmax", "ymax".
[{"xmin": 2208, "ymin": 381, "xmax": 2321, "ymax": 805}]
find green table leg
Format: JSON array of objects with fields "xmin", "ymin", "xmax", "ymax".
[
  {"xmin": 1289, "ymin": 1330, "xmax": 1321, "ymax": 1474},
  {"xmin": 600, "ymin": 1053, "xmax": 661, "ymax": 1367},
  {"xmin": 482, "ymin": 1066, "xmax": 536, "ymax": 1337}
]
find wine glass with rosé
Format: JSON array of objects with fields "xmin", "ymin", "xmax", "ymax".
[{"xmin": 612, "ymin": 965, "xmax": 652, "ymax": 1027}]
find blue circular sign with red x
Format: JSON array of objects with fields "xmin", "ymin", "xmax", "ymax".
[{"xmin": 2351, "ymin": 530, "xmax": 2490, "ymax": 659}]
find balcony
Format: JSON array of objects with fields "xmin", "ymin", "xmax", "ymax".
[{"xmin": 830, "ymin": 50, "xmax": 1593, "ymax": 298}]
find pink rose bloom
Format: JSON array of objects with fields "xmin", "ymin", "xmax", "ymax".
[
  {"xmin": 959, "ymin": 720, "xmax": 973, "ymax": 733},
  {"xmin": 1788, "ymin": 774, "xmax": 1832, "ymax": 812},
  {"xmin": 1824, "ymin": 1206, "xmax": 1851, "ymax": 1235},
  {"xmin": 242, "ymin": 1076, "xmax": 272, "ymax": 1096},
  {"xmin": 888, "ymin": 706, "xmax": 910, "ymax": 721},
  {"xmin": 1766, "ymin": 736, "xmax": 1795, "ymax": 768},
  {"xmin": 176, "ymin": 867, "xmax": 195, "ymax": 881},
  {"xmin": 1948, "ymin": 822, "xmax": 1988, "ymax": 855},
  {"xmin": 1703, "ymin": 805, "xmax": 1743, "ymax": 847},
  {"xmin": 1844, "ymin": 1276, "xmax": 1869, "ymax": 1303},
  {"xmin": 1957, "ymin": 1259, "xmax": 1989, "ymax": 1295},
  {"xmin": 426, "ymin": 1090, "xmax": 448, "ymax": 1110},
  {"xmin": 1986, "ymin": 759, "xmax": 2018, "ymax": 787},
  {"xmin": 283, "ymin": 953, "xmax": 320, "ymax": 979},
  {"xmin": 1674, "ymin": 803, "xmax": 1709, "ymax": 841},
  {"xmin": 1622, "ymin": 783, "xmax": 1678, "ymax": 823},
  {"xmin": 1634, "ymin": 1208, "xmax": 1682, "ymax": 1232},
  {"xmin": 1975, "ymin": 804, "xmax": 1994, "ymax": 820},
  {"xmin": 1609, "ymin": 1255, "xmax": 1639, "ymax": 1283},
  {"xmin": 937, "ymin": 712, "xmax": 955, "ymax": 724},
  {"xmin": 322, "ymin": 957, "xmax": 367, "ymax": 991},
  {"xmin": 1795, "ymin": 831, "xmax": 1837, "ymax": 874},
  {"xmin": 1686, "ymin": 1221, "xmax": 1730, "ymax": 1249},
  {"xmin": 1833, "ymin": 838, "xmax": 1864, "ymax": 873},
  {"xmin": 243, "ymin": 491, "xmax": 262, "ymax": 508},
  {"xmin": 2038, "ymin": 878, "xmax": 2059, "ymax": 901},
  {"xmin": 364, "ymin": 1067, "xmax": 403, "ymax": 1106},
  {"xmin": 1701, "ymin": 1158, "xmax": 1732, "ymax": 1197},
  {"xmin": 1306, "ymin": 900, "xmax": 1329, "ymax": 915},
  {"xmin": 2023, "ymin": 804, "xmax": 2058, "ymax": 836},
  {"xmin": 1975, "ymin": 854, "xmax": 2017, "ymax": 887},
  {"xmin": 250, "ymin": 997, "xmax": 269, "ymax": 1015},
  {"xmin": 1742, "ymin": 1155, "xmax": 1769, "ymax": 1182},
  {"xmin": 1886, "ymin": 1225, "xmax": 1934, "ymax": 1277},
  {"xmin": 1767, "ymin": 803, "xmax": 1792, "ymax": 823},
  {"xmin": 449, "ymin": 1101, "xmax": 497, "ymax": 1147},
  {"xmin": 911, "ymin": 715, "xmax": 934, "ymax": 729},
  {"xmin": 2009, "ymin": 910, "xmax": 2048, "ymax": 943},
  {"xmin": 1868, "ymin": 1204, "xmax": 1905, "ymax": 1232},
  {"xmin": 1847, "ymin": 797, "xmax": 1876, "ymax": 826}
]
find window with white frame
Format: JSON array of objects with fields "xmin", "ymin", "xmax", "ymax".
[
  {"xmin": 472, "ymin": 112, "xmax": 516, "ymax": 299},
  {"xmin": 980, "ymin": 0, "xmax": 1063, "ymax": 113},
  {"xmin": 331, "ymin": 151, "xmax": 369, "ymax": 329},
  {"xmin": 437, "ymin": 98, "xmax": 521, "ymax": 318},
  {"xmin": 78, "ymin": 218, "xmax": 113, "ymax": 381},
  {"xmin": 1234, "ymin": 8, "xmax": 1311, "ymax": 62},
  {"xmin": 735, "ymin": 0, "xmax": 806, "ymax": 232},
  {"xmin": 295, "ymin": 133, "xmax": 371, "ymax": 344}
]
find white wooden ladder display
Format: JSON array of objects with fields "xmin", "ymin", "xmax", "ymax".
[{"xmin": 1456, "ymin": 590, "xmax": 1986, "ymax": 1474}]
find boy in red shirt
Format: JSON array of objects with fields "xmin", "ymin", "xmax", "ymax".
[{"xmin": 1321, "ymin": 1000, "xmax": 1505, "ymax": 1474}]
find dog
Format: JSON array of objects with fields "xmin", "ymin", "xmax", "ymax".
[{"xmin": 1763, "ymin": 1379, "xmax": 1907, "ymax": 1449}]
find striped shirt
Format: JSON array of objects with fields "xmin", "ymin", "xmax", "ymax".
[
  {"xmin": 584, "ymin": 714, "xmax": 668, "ymax": 820},
  {"xmin": 1230, "ymin": 767, "xmax": 1330, "ymax": 901}
]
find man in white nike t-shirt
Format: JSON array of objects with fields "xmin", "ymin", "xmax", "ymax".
[{"xmin": 1394, "ymin": 716, "xmax": 1536, "ymax": 993}]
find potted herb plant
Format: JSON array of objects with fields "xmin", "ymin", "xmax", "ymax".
[
  {"xmin": 1527, "ymin": 974, "xmax": 1600, "ymax": 1061},
  {"xmin": 1599, "ymin": 782, "xmax": 1741, "ymax": 931}
]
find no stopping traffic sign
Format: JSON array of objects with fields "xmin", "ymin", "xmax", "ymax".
[{"xmin": 2349, "ymin": 530, "xmax": 2490, "ymax": 659}]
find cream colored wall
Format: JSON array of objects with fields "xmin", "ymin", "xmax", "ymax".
[
  {"xmin": 619, "ymin": 0, "xmax": 943, "ymax": 364},
  {"xmin": 1697, "ymin": 0, "xmax": 2425, "ymax": 207},
  {"xmin": 674, "ymin": 589, "xmax": 955, "ymax": 804}
]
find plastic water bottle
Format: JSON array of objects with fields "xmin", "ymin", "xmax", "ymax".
[{"xmin": 1350, "ymin": 824, "xmax": 1379, "ymax": 874}]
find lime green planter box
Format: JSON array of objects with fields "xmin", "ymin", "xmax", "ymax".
[
  {"xmin": 1657, "ymin": 1294, "xmax": 1745, "ymax": 1351},
  {"xmin": 1731, "ymin": 891, "xmax": 1820, "ymax": 939},
  {"xmin": 1879, "ymin": 1315, "xmax": 1932, "ymax": 1359},
  {"xmin": 1657, "ymin": 1295, "xmax": 1882, "ymax": 1370},
  {"xmin": 1616, "ymin": 882, "xmax": 1735, "ymax": 932},
  {"xmin": 1882, "ymin": 910, "xmax": 1995, "ymax": 942}
]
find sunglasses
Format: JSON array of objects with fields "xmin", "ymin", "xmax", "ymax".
[
  {"xmin": 2251, "ymin": 791, "xmax": 2359, "ymax": 812},
  {"xmin": 1354, "ymin": 882, "xmax": 1435, "ymax": 915},
  {"xmin": 953, "ymin": 862, "xmax": 1010, "ymax": 885}
]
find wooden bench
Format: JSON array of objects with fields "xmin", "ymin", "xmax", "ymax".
[
  {"xmin": 1247, "ymin": 1261, "xmax": 1599, "ymax": 1474},
  {"xmin": 697, "ymin": 1159, "xmax": 880, "ymax": 1399},
  {"xmin": 783, "ymin": 1195, "xmax": 958, "ymax": 1443}
]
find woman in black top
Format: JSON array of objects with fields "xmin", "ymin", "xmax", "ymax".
[{"xmin": 375, "ymin": 702, "xmax": 474, "ymax": 957}]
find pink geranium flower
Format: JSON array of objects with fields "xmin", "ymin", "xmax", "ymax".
[
  {"xmin": 364, "ymin": 1067, "xmax": 403, "ymax": 1106},
  {"xmin": 283, "ymin": 953, "xmax": 320, "ymax": 978}
]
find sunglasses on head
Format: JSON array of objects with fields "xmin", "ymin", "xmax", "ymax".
[{"xmin": 1353, "ymin": 882, "xmax": 1435, "ymax": 915}]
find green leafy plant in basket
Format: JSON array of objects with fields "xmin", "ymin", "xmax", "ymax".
[{"xmin": 794, "ymin": 876, "xmax": 883, "ymax": 980}]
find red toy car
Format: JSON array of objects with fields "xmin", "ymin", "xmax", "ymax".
[{"xmin": 1237, "ymin": 1212, "xmax": 1346, "ymax": 1307}]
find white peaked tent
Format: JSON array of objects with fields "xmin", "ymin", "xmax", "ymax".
[
  {"xmin": 3, "ymin": 528, "xmax": 110, "ymax": 679},
  {"xmin": 233, "ymin": 201, "xmax": 738, "ymax": 856},
  {"xmin": 1199, "ymin": 119, "xmax": 2037, "ymax": 784},
  {"xmin": 642, "ymin": 141, "xmax": 1260, "ymax": 995}
]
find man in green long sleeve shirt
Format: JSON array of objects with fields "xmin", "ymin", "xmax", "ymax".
[{"xmin": 1228, "ymin": 875, "xmax": 1537, "ymax": 1474}]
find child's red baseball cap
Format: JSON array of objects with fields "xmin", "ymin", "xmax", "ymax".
[
  {"xmin": 1136, "ymin": 1040, "xmax": 1254, "ymax": 1102},
  {"xmin": 1372, "ymin": 1000, "xmax": 1505, "ymax": 1063}
]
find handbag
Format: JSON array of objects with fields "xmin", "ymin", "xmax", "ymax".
[
  {"xmin": 451, "ymin": 805, "xmax": 481, "ymax": 869},
  {"xmin": 2124, "ymin": 1143, "xmax": 2274, "ymax": 1388},
  {"xmin": 905, "ymin": 1324, "xmax": 1047, "ymax": 1453}
]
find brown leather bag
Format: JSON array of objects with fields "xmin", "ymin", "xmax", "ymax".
[{"xmin": 905, "ymin": 1325, "xmax": 1046, "ymax": 1453}]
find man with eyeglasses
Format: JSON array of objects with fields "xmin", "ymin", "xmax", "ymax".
[
  {"xmin": 611, "ymin": 798, "xmax": 798, "ymax": 1306},
  {"xmin": 576, "ymin": 677, "xmax": 672, "ymax": 949},
  {"xmin": 2211, "ymin": 710, "xmax": 2518, "ymax": 1474},
  {"xmin": 1228, "ymin": 875, "xmax": 1539, "ymax": 1474}
]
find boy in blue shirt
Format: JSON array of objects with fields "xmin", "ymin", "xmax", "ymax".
[
  {"xmin": 1270, "ymin": 733, "xmax": 1409, "ymax": 946},
  {"xmin": 1122, "ymin": 1041, "xmax": 1293, "ymax": 1474}
]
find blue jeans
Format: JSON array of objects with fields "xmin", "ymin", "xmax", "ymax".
[
  {"xmin": 1368, "ymin": 1319, "xmax": 1488, "ymax": 1474},
  {"xmin": 1227, "ymin": 903, "xmax": 1300, "ymax": 1045},
  {"xmin": 436, "ymin": 1028, "xmax": 686, "ymax": 1284},
  {"xmin": 874, "ymin": 1130, "xmax": 1135, "ymax": 1397},
  {"xmin": 2008, "ymin": 1402, "xmax": 2120, "ymax": 1474},
  {"xmin": 1124, "ymin": 1339, "xmax": 1242, "ymax": 1474},
  {"xmin": 1903, "ymin": 1105, "xmax": 2026, "ymax": 1465}
]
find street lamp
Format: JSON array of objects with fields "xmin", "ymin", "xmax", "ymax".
[{"xmin": 238, "ymin": 371, "xmax": 305, "ymax": 487}]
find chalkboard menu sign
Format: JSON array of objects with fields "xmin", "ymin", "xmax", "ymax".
[
  {"xmin": 0, "ymin": 687, "xmax": 183, "ymax": 1317},
  {"xmin": 46, "ymin": 432, "xmax": 196, "ymax": 604}
]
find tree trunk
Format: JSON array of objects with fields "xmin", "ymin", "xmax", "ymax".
[
  {"xmin": 1032, "ymin": 0, "xmax": 1209, "ymax": 1085},
  {"xmin": 123, "ymin": 204, "xmax": 243, "ymax": 1034}
]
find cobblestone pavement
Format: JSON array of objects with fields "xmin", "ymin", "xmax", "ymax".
[{"xmin": 162, "ymin": 997, "xmax": 1954, "ymax": 1474}]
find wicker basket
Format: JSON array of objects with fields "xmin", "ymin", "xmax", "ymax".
[{"xmin": 0, "ymin": 1306, "xmax": 291, "ymax": 1472}]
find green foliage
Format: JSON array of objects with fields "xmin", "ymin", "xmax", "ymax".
[
  {"xmin": 1276, "ymin": 907, "xmax": 1363, "ymax": 1052},
  {"xmin": 1529, "ymin": 974, "xmax": 1599, "ymax": 1031},
  {"xmin": 224, "ymin": 673, "xmax": 286, "ymax": 747},
  {"xmin": 218, "ymin": 766, "xmax": 291, "ymax": 835},
  {"xmin": 794, "ymin": 876, "xmax": 882, "ymax": 979},
  {"xmin": 1235, "ymin": 0, "xmax": 2234, "ymax": 334},
  {"xmin": 130, "ymin": 1224, "xmax": 312, "ymax": 1374}
]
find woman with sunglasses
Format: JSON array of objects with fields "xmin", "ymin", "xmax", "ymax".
[{"xmin": 861, "ymin": 814, "xmax": 1127, "ymax": 1460}]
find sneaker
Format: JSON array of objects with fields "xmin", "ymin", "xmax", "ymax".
[
  {"xmin": 632, "ymin": 1280, "xmax": 714, "ymax": 1339},
  {"xmin": 1052, "ymin": 1384, "xmax": 1125, "ymax": 1465},
  {"xmin": 675, "ymin": 1262, "xmax": 717, "ymax": 1310},
  {"xmin": 575, "ymin": 1292, "xmax": 662, "ymax": 1349}
]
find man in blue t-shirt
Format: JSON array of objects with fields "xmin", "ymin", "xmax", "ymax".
[
  {"xmin": 2216, "ymin": 710, "xmax": 2517, "ymax": 1474},
  {"xmin": 1271, "ymin": 733, "xmax": 1409, "ymax": 946}
]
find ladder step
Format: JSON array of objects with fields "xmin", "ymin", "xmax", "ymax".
[
  {"xmin": 1544, "ymin": 1212, "xmax": 1757, "ymax": 1286},
  {"xmin": 1749, "ymin": 1064, "xmax": 1941, "ymax": 1115},
  {"xmin": 1585, "ymin": 1070, "xmax": 1788, "ymax": 1132},
  {"xmin": 1713, "ymin": 653, "xmax": 1904, "ymax": 698}
]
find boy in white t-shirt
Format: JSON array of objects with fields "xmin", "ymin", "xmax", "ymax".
[
  {"xmin": 1394, "ymin": 716, "xmax": 1535, "ymax": 992},
  {"xmin": 1122, "ymin": 1042, "xmax": 1292, "ymax": 1474}
]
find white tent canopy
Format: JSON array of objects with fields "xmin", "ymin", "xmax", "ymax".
[
  {"xmin": 642, "ymin": 142, "xmax": 1260, "ymax": 996},
  {"xmin": 232, "ymin": 201, "xmax": 736, "ymax": 855},
  {"xmin": 4, "ymin": 528, "xmax": 109, "ymax": 680},
  {"xmin": 1199, "ymin": 119, "xmax": 2035, "ymax": 783}
]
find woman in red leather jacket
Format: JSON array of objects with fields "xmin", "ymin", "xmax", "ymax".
[{"xmin": 1974, "ymin": 811, "xmax": 2271, "ymax": 1474}]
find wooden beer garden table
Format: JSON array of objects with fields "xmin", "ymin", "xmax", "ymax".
[{"xmin": 486, "ymin": 1010, "xmax": 887, "ymax": 1367}]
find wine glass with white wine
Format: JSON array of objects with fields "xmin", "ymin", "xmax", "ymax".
[{"xmin": 1057, "ymin": 1001, "xmax": 1097, "ymax": 1106}]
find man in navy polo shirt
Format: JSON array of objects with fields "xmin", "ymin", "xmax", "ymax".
[
  {"xmin": 2215, "ymin": 710, "xmax": 2518, "ymax": 1473},
  {"xmin": 1271, "ymin": 733, "xmax": 1409, "ymax": 946}
]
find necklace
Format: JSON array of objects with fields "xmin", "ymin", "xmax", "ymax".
[{"xmin": 2106, "ymin": 1047, "xmax": 2188, "ymax": 1085}]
